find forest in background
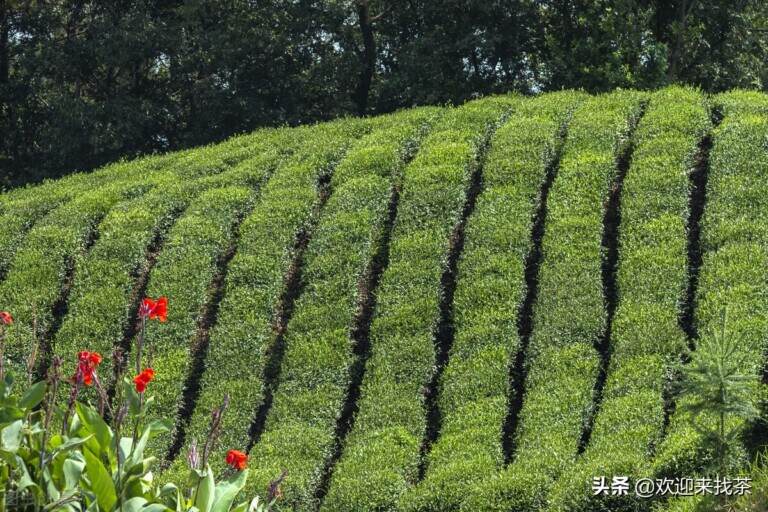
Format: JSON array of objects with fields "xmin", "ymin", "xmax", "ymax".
[{"xmin": 0, "ymin": 0, "xmax": 766, "ymax": 188}]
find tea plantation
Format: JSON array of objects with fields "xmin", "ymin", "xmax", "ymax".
[{"xmin": 1, "ymin": 87, "xmax": 766, "ymax": 511}]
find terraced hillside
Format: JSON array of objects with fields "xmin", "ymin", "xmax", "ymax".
[{"xmin": 1, "ymin": 87, "xmax": 766, "ymax": 511}]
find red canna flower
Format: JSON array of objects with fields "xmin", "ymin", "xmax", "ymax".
[
  {"xmin": 0, "ymin": 311, "xmax": 12, "ymax": 326},
  {"xmin": 133, "ymin": 367, "xmax": 155, "ymax": 393},
  {"xmin": 139, "ymin": 296, "xmax": 168, "ymax": 322},
  {"xmin": 133, "ymin": 377, "xmax": 147, "ymax": 393},
  {"xmin": 225, "ymin": 449, "xmax": 248, "ymax": 471},
  {"xmin": 71, "ymin": 350, "xmax": 102, "ymax": 386}
]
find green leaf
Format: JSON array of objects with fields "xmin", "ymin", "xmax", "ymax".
[
  {"xmin": 125, "ymin": 420, "xmax": 170, "ymax": 469},
  {"xmin": 1, "ymin": 419, "xmax": 23, "ymax": 453},
  {"xmin": 142, "ymin": 505, "xmax": 174, "ymax": 512},
  {"xmin": 119, "ymin": 436, "xmax": 133, "ymax": 463},
  {"xmin": 193, "ymin": 465, "xmax": 216, "ymax": 512},
  {"xmin": 159, "ymin": 482, "xmax": 179, "ymax": 496},
  {"xmin": 212, "ymin": 469, "xmax": 249, "ymax": 512},
  {"xmin": 14, "ymin": 454, "xmax": 37, "ymax": 492},
  {"xmin": 43, "ymin": 465, "xmax": 61, "ymax": 502},
  {"xmin": 83, "ymin": 448, "xmax": 117, "ymax": 511},
  {"xmin": 141, "ymin": 503, "xmax": 174, "ymax": 512},
  {"xmin": 125, "ymin": 377, "xmax": 142, "ymax": 416},
  {"xmin": 63, "ymin": 456, "xmax": 86, "ymax": 490},
  {"xmin": 0, "ymin": 406, "xmax": 23, "ymax": 424},
  {"xmin": 19, "ymin": 381, "xmax": 47, "ymax": 410},
  {"xmin": 0, "ymin": 373, "xmax": 14, "ymax": 399},
  {"xmin": 52, "ymin": 435, "xmax": 93, "ymax": 458},
  {"xmin": 76, "ymin": 402, "xmax": 113, "ymax": 453},
  {"xmin": 125, "ymin": 455, "xmax": 157, "ymax": 478},
  {"xmin": 122, "ymin": 497, "xmax": 149, "ymax": 512}
]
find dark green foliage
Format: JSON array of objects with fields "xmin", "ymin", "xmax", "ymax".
[{"xmin": 1, "ymin": 1, "xmax": 766, "ymax": 188}]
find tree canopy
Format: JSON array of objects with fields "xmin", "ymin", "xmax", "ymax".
[{"xmin": 1, "ymin": 0, "xmax": 766, "ymax": 187}]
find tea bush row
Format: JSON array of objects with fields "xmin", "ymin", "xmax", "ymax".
[
  {"xmin": 546, "ymin": 86, "xmax": 711, "ymax": 512},
  {"xmin": 398, "ymin": 91, "xmax": 586, "ymax": 512},
  {"xmin": 163, "ymin": 117, "xmax": 371, "ymax": 485},
  {"xmin": 321, "ymin": 95, "xmax": 517, "ymax": 512},
  {"xmin": 460, "ymin": 90, "xmax": 646, "ymax": 512},
  {"xmin": 653, "ymin": 91, "xmax": 768, "ymax": 482},
  {"xmin": 246, "ymin": 107, "xmax": 441, "ymax": 508}
]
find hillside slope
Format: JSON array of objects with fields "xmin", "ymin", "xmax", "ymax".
[{"xmin": 1, "ymin": 87, "xmax": 766, "ymax": 511}]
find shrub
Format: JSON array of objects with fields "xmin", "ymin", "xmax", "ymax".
[
  {"xmin": 654, "ymin": 91, "xmax": 768, "ymax": 480},
  {"xmin": 245, "ymin": 107, "xmax": 441, "ymax": 508},
  {"xmin": 321, "ymin": 94, "xmax": 517, "ymax": 512},
  {"xmin": 52, "ymin": 128, "xmax": 297, "ymax": 394},
  {"xmin": 546, "ymin": 86, "xmax": 710, "ymax": 512},
  {"xmin": 460, "ymin": 90, "xmax": 646, "ymax": 512},
  {"xmin": 164, "ymin": 117, "xmax": 371, "ymax": 487},
  {"xmin": 398, "ymin": 91, "xmax": 587, "ymax": 512}
]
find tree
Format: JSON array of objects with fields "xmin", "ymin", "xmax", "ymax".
[
  {"xmin": 0, "ymin": 0, "xmax": 767, "ymax": 189},
  {"xmin": 680, "ymin": 307, "xmax": 761, "ymax": 476}
]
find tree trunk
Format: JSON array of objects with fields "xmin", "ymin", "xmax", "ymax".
[
  {"xmin": 353, "ymin": 0, "xmax": 375, "ymax": 116},
  {"xmin": 667, "ymin": 0, "xmax": 696, "ymax": 82}
]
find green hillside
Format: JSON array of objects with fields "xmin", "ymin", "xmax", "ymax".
[{"xmin": 1, "ymin": 87, "xmax": 766, "ymax": 511}]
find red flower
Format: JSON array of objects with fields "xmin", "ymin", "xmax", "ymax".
[
  {"xmin": 0, "ymin": 311, "xmax": 12, "ymax": 326},
  {"xmin": 133, "ymin": 367, "xmax": 155, "ymax": 393},
  {"xmin": 71, "ymin": 350, "xmax": 102, "ymax": 386},
  {"xmin": 225, "ymin": 449, "xmax": 248, "ymax": 471},
  {"xmin": 139, "ymin": 296, "xmax": 168, "ymax": 322}
]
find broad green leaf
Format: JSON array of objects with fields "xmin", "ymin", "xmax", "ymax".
[
  {"xmin": 126, "ymin": 420, "xmax": 170, "ymax": 468},
  {"xmin": 83, "ymin": 448, "xmax": 117, "ymax": 511},
  {"xmin": 1, "ymin": 373, "xmax": 14, "ymax": 399},
  {"xmin": 194, "ymin": 465, "xmax": 215, "ymax": 512},
  {"xmin": 52, "ymin": 435, "xmax": 93, "ymax": 458},
  {"xmin": 125, "ymin": 427, "xmax": 152, "ymax": 470},
  {"xmin": 125, "ymin": 455, "xmax": 157, "ymax": 478},
  {"xmin": 122, "ymin": 496, "xmax": 149, "ymax": 512},
  {"xmin": 1, "ymin": 419, "xmax": 23, "ymax": 453},
  {"xmin": 119, "ymin": 436, "xmax": 133, "ymax": 463},
  {"xmin": 0, "ymin": 406, "xmax": 24, "ymax": 423},
  {"xmin": 76, "ymin": 402, "xmax": 113, "ymax": 453},
  {"xmin": 43, "ymin": 466, "xmax": 61, "ymax": 502},
  {"xmin": 63, "ymin": 456, "xmax": 86, "ymax": 490},
  {"xmin": 212, "ymin": 469, "xmax": 249, "ymax": 512},
  {"xmin": 14, "ymin": 454, "xmax": 37, "ymax": 492},
  {"xmin": 159, "ymin": 482, "xmax": 179, "ymax": 496},
  {"xmin": 142, "ymin": 505, "xmax": 173, "ymax": 512},
  {"xmin": 19, "ymin": 381, "xmax": 46, "ymax": 410}
]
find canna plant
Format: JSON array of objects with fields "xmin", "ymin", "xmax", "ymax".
[{"xmin": 0, "ymin": 303, "xmax": 284, "ymax": 511}]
